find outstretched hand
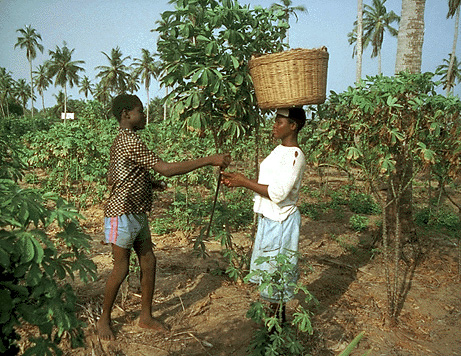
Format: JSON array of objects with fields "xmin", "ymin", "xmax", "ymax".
[
  {"xmin": 211, "ymin": 154, "xmax": 231, "ymax": 169},
  {"xmin": 220, "ymin": 171, "xmax": 247, "ymax": 188}
]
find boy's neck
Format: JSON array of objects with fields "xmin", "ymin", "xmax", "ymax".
[{"xmin": 119, "ymin": 121, "xmax": 135, "ymax": 131}]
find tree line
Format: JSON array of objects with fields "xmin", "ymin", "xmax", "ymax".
[{"xmin": 1, "ymin": 0, "xmax": 460, "ymax": 124}]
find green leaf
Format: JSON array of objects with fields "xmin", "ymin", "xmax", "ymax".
[
  {"xmin": 0, "ymin": 289, "xmax": 13, "ymax": 324},
  {"xmin": 18, "ymin": 234, "xmax": 35, "ymax": 264},
  {"xmin": 230, "ymin": 55, "xmax": 239, "ymax": 69},
  {"xmin": 234, "ymin": 73, "xmax": 244, "ymax": 86},
  {"xmin": 195, "ymin": 35, "xmax": 209, "ymax": 42},
  {"xmin": 27, "ymin": 263, "xmax": 43, "ymax": 286},
  {"xmin": 338, "ymin": 331, "xmax": 366, "ymax": 356},
  {"xmin": 346, "ymin": 147, "xmax": 361, "ymax": 160}
]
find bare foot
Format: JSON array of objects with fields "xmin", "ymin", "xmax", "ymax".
[
  {"xmin": 97, "ymin": 318, "xmax": 115, "ymax": 341},
  {"xmin": 138, "ymin": 316, "xmax": 167, "ymax": 332}
]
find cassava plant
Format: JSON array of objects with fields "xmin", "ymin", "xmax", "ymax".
[
  {"xmin": 24, "ymin": 100, "xmax": 116, "ymax": 207},
  {"xmin": 313, "ymin": 72, "xmax": 461, "ymax": 324},
  {"xmin": 245, "ymin": 252, "xmax": 315, "ymax": 356},
  {"xmin": 0, "ymin": 135, "xmax": 97, "ymax": 355},
  {"xmin": 155, "ymin": 0, "xmax": 288, "ymax": 267},
  {"xmin": 156, "ymin": 0, "xmax": 287, "ymax": 147}
]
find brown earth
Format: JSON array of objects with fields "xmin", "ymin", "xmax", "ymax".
[{"xmin": 22, "ymin": 168, "xmax": 461, "ymax": 356}]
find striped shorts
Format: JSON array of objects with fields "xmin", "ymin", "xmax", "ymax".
[{"xmin": 104, "ymin": 213, "xmax": 150, "ymax": 249}]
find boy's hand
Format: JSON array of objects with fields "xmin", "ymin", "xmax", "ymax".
[
  {"xmin": 221, "ymin": 171, "xmax": 246, "ymax": 188},
  {"xmin": 211, "ymin": 154, "xmax": 231, "ymax": 169},
  {"xmin": 151, "ymin": 179, "xmax": 167, "ymax": 191}
]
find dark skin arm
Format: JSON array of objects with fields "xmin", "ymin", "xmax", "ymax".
[
  {"xmin": 221, "ymin": 171, "xmax": 270, "ymax": 199},
  {"xmin": 154, "ymin": 154, "xmax": 231, "ymax": 177}
]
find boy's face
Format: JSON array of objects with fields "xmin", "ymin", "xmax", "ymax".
[{"xmin": 127, "ymin": 104, "xmax": 146, "ymax": 130}]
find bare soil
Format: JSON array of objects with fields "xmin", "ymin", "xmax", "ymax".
[{"xmin": 27, "ymin": 169, "xmax": 461, "ymax": 355}]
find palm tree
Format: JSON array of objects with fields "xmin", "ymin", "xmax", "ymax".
[
  {"xmin": 437, "ymin": 54, "xmax": 461, "ymax": 92},
  {"xmin": 33, "ymin": 64, "xmax": 52, "ymax": 111},
  {"xmin": 46, "ymin": 42, "xmax": 85, "ymax": 117},
  {"xmin": 79, "ymin": 75, "xmax": 93, "ymax": 100},
  {"xmin": 95, "ymin": 47, "xmax": 131, "ymax": 95},
  {"xmin": 362, "ymin": 0, "xmax": 400, "ymax": 74},
  {"xmin": 355, "ymin": 0, "xmax": 364, "ymax": 82},
  {"xmin": 14, "ymin": 25, "xmax": 44, "ymax": 118},
  {"xmin": 53, "ymin": 90, "xmax": 66, "ymax": 115},
  {"xmin": 133, "ymin": 49, "xmax": 162, "ymax": 125},
  {"xmin": 13, "ymin": 78, "xmax": 31, "ymax": 115},
  {"xmin": 0, "ymin": 68, "xmax": 14, "ymax": 117},
  {"xmin": 270, "ymin": 0, "xmax": 307, "ymax": 46},
  {"xmin": 395, "ymin": 0, "xmax": 426, "ymax": 73},
  {"xmin": 93, "ymin": 81, "xmax": 111, "ymax": 105},
  {"xmin": 127, "ymin": 71, "xmax": 140, "ymax": 95},
  {"xmin": 446, "ymin": 0, "xmax": 461, "ymax": 95}
]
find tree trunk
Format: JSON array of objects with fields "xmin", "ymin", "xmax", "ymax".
[
  {"xmin": 395, "ymin": 0, "xmax": 426, "ymax": 74},
  {"xmin": 383, "ymin": 0, "xmax": 426, "ymax": 325},
  {"xmin": 29, "ymin": 58, "xmax": 34, "ymax": 119},
  {"xmin": 356, "ymin": 0, "xmax": 363, "ymax": 83},
  {"xmin": 64, "ymin": 85, "xmax": 68, "ymax": 123},
  {"xmin": 146, "ymin": 85, "xmax": 150, "ymax": 125},
  {"xmin": 446, "ymin": 7, "xmax": 459, "ymax": 95}
]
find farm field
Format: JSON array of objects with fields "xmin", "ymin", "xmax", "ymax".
[{"xmin": 17, "ymin": 167, "xmax": 460, "ymax": 356}]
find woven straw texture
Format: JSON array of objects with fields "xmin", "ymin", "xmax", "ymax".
[{"xmin": 249, "ymin": 48, "xmax": 329, "ymax": 109}]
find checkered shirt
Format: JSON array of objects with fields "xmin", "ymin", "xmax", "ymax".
[{"xmin": 104, "ymin": 128, "xmax": 160, "ymax": 217}]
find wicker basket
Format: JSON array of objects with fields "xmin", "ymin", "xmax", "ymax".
[{"xmin": 249, "ymin": 48, "xmax": 329, "ymax": 109}]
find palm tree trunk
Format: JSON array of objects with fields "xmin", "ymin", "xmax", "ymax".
[
  {"xmin": 378, "ymin": 49, "xmax": 382, "ymax": 75},
  {"xmin": 356, "ymin": 0, "xmax": 363, "ymax": 83},
  {"xmin": 395, "ymin": 0, "xmax": 426, "ymax": 74},
  {"xmin": 446, "ymin": 7, "xmax": 459, "ymax": 95},
  {"xmin": 64, "ymin": 85, "xmax": 68, "ymax": 122},
  {"xmin": 29, "ymin": 58, "xmax": 34, "ymax": 118},
  {"xmin": 164, "ymin": 86, "xmax": 169, "ymax": 121},
  {"xmin": 146, "ymin": 85, "xmax": 150, "ymax": 126}
]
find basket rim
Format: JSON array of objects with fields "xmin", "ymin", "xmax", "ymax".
[{"xmin": 249, "ymin": 47, "xmax": 329, "ymax": 67}]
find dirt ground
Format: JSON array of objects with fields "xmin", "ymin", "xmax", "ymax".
[{"xmin": 35, "ymin": 169, "xmax": 461, "ymax": 355}]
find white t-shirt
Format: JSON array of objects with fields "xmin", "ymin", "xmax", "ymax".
[{"xmin": 253, "ymin": 145, "xmax": 306, "ymax": 222}]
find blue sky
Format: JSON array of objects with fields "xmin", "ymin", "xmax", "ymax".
[{"xmin": 0, "ymin": 0, "xmax": 459, "ymax": 109}]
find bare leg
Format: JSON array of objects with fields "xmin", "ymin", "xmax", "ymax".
[
  {"xmin": 133, "ymin": 238, "xmax": 165, "ymax": 331},
  {"xmin": 97, "ymin": 245, "xmax": 130, "ymax": 340}
]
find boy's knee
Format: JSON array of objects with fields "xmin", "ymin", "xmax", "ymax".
[{"xmin": 141, "ymin": 251, "xmax": 156, "ymax": 270}]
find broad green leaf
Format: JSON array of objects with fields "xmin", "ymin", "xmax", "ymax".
[
  {"xmin": 234, "ymin": 73, "xmax": 244, "ymax": 86},
  {"xmin": 230, "ymin": 55, "xmax": 239, "ymax": 69},
  {"xmin": 0, "ymin": 247, "xmax": 10, "ymax": 268},
  {"xmin": 0, "ymin": 289, "xmax": 13, "ymax": 324},
  {"xmin": 18, "ymin": 234, "xmax": 35, "ymax": 264},
  {"xmin": 27, "ymin": 263, "xmax": 43, "ymax": 286},
  {"xmin": 346, "ymin": 147, "xmax": 361, "ymax": 160}
]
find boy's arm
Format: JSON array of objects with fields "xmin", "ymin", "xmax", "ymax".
[{"xmin": 153, "ymin": 154, "xmax": 230, "ymax": 177}]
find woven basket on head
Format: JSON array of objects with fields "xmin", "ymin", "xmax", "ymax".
[{"xmin": 248, "ymin": 47, "xmax": 329, "ymax": 109}]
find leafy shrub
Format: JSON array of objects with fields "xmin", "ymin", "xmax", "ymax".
[
  {"xmin": 348, "ymin": 192, "xmax": 380, "ymax": 215},
  {"xmin": 24, "ymin": 101, "xmax": 117, "ymax": 205},
  {"xmin": 245, "ymin": 253, "xmax": 315, "ymax": 356},
  {"xmin": 349, "ymin": 214, "xmax": 369, "ymax": 231},
  {"xmin": 415, "ymin": 207, "xmax": 460, "ymax": 231},
  {"xmin": 299, "ymin": 202, "xmax": 327, "ymax": 220},
  {"xmin": 0, "ymin": 141, "xmax": 97, "ymax": 355}
]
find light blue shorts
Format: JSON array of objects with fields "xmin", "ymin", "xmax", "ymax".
[
  {"xmin": 249, "ymin": 210, "xmax": 301, "ymax": 302},
  {"xmin": 104, "ymin": 213, "xmax": 150, "ymax": 249}
]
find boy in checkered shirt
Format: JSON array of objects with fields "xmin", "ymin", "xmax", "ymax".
[{"xmin": 97, "ymin": 94, "xmax": 230, "ymax": 340}]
